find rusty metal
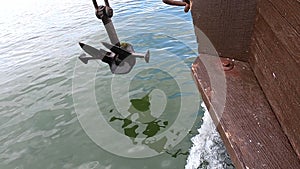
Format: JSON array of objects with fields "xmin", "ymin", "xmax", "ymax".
[{"xmin": 222, "ymin": 59, "xmax": 234, "ymax": 71}]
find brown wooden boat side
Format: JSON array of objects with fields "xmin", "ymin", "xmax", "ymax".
[
  {"xmin": 192, "ymin": 56, "xmax": 300, "ymax": 169},
  {"xmin": 190, "ymin": 0, "xmax": 300, "ymax": 168}
]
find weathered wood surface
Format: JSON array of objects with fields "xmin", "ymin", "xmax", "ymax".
[
  {"xmin": 191, "ymin": 0, "xmax": 257, "ymax": 61},
  {"xmin": 250, "ymin": 0, "xmax": 300, "ymax": 158},
  {"xmin": 192, "ymin": 55, "xmax": 300, "ymax": 169},
  {"xmin": 265, "ymin": 0, "xmax": 300, "ymax": 34}
]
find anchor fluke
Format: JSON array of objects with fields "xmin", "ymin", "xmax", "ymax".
[
  {"xmin": 78, "ymin": 0, "xmax": 150, "ymax": 74},
  {"xmin": 79, "ymin": 56, "xmax": 89, "ymax": 64}
]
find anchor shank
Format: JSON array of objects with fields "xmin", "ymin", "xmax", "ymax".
[{"xmin": 101, "ymin": 16, "xmax": 120, "ymax": 46}]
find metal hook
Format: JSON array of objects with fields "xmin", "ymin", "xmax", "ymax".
[
  {"xmin": 92, "ymin": 0, "xmax": 110, "ymax": 9},
  {"xmin": 93, "ymin": 0, "xmax": 113, "ymax": 18},
  {"xmin": 104, "ymin": 0, "xmax": 110, "ymax": 7},
  {"xmin": 92, "ymin": 0, "xmax": 99, "ymax": 9}
]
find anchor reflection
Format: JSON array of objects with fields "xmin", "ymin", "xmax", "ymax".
[{"xmin": 109, "ymin": 90, "xmax": 187, "ymax": 157}]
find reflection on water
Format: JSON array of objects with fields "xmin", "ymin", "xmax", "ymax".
[
  {"xmin": 166, "ymin": 149, "xmax": 189, "ymax": 158},
  {"xmin": 110, "ymin": 91, "xmax": 170, "ymax": 153},
  {"xmin": 0, "ymin": 0, "xmax": 232, "ymax": 168}
]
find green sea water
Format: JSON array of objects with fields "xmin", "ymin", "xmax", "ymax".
[{"xmin": 0, "ymin": 0, "xmax": 232, "ymax": 168}]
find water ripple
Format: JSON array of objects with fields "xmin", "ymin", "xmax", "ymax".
[{"xmin": 0, "ymin": 0, "xmax": 230, "ymax": 168}]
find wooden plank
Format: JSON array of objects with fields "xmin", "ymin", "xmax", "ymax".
[
  {"xmin": 192, "ymin": 55, "xmax": 300, "ymax": 169},
  {"xmin": 257, "ymin": 0, "xmax": 300, "ymax": 64},
  {"xmin": 267, "ymin": 0, "xmax": 300, "ymax": 34},
  {"xmin": 250, "ymin": 13, "xmax": 300, "ymax": 158},
  {"xmin": 191, "ymin": 0, "xmax": 257, "ymax": 61}
]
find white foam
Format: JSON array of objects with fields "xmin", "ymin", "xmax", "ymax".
[{"xmin": 185, "ymin": 103, "xmax": 233, "ymax": 169}]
